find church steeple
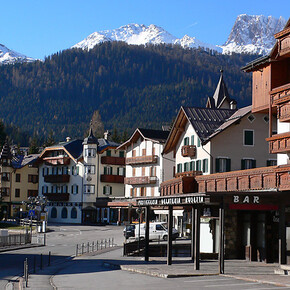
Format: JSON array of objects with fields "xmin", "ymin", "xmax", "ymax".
[
  {"xmin": 83, "ymin": 127, "xmax": 99, "ymax": 145},
  {"xmin": 206, "ymin": 70, "xmax": 236, "ymax": 109}
]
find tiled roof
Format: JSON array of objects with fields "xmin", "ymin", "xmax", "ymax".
[
  {"xmin": 11, "ymin": 154, "xmax": 39, "ymax": 169},
  {"xmin": 98, "ymin": 138, "xmax": 120, "ymax": 152},
  {"xmin": 182, "ymin": 106, "xmax": 236, "ymax": 143},
  {"xmin": 138, "ymin": 128, "xmax": 169, "ymax": 142}
]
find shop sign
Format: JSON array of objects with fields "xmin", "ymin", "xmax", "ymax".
[
  {"xmin": 137, "ymin": 196, "xmax": 204, "ymax": 206},
  {"xmin": 233, "ymin": 195, "xmax": 260, "ymax": 204}
]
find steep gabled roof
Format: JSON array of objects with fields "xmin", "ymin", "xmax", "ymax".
[
  {"xmin": 98, "ymin": 138, "xmax": 120, "ymax": 153},
  {"xmin": 11, "ymin": 154, "xmax": 39, "ymax": 169},
  {"xmin": 163, "ymin": 106, "xmax": 236, "ymax": 154},
  {"xmin": 117, "ymin": 128, "xmax": 169, "ymax": 150}
]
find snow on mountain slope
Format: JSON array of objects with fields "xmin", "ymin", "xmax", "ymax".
[
  {"xmin": 0, "ymin": 44, "xmax": 34, "ymax": 65},
  {"xmin": 220, "ymin": 14, "xmax": 286, "ymax": 55},
  {"xmin": 72, "ymin": 23, "xmax": 222, "ymax": 52}
]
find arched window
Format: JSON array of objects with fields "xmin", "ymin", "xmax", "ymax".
[
  {"xmin": 61, "ymin": 207, "xmax": 68, "ymax": 219},
  {"xmin": 51, "ymin": 207, "xmax": 57, "ymax": 219},
  {"xmin": 71, "ymin": 207, "xmax": 77, "ymax": 219}
]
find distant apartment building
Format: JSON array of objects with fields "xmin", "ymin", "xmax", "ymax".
[
  {"xmin": 0, "ymin": 139, "xmax": 39, "ymax": 218},
  {"xmin": 37, "ymin": 130, "xmax": 125, "ymax": 224}
]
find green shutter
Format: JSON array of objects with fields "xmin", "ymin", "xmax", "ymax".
[
  {"xmin": 190, "ymin": 161, "xmax": 195, "ymax": 171},
  {"xmin": 226, "ymin": 159, "xmax": 231, "ymax": 172},
  {"xmin": 197, "ymin": 138, "xmax": 201, "ymax": 147},
  {"xmin": 216, "ymin": 158, "xmax": 220, "ymax": 173},
  {"xmin": 203, "ymin": 159, "xmax": 208, "ymax": 173},
  {"xmin": 191, "ymin": 135, "xmax": 194, "ymax": 145}
]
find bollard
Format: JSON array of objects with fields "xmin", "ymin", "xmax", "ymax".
[
  {"xmin": 82, "ymin": 243, "xmax": 84, "ymax": 254},
  {"xmin": 109, "ymin": 238, "xmax": 111, "ymax": 248},
  {"xmin": 24, "ymin": 258, "xmax": 28, "ymax": 287},
  {"xmin": 40, "ymin": 254, "xmax": 43, "ymax": 270},
  {"xmin": 96, "ymin": 241, "xmax": 99, "ymax": 251},
  {"xmin": 92, "ymin": 241, "xmax": 94, "ymax": 252},
  {"xmin": 112, "ymin": 237, "xmax": 114, "ymax": 246},
  {"xmin": 87, "ymin": 242, "xmax": 90, "ymax": 253},
  {"xmin": 105, "ymin": 239, "xmax": 107, "ymax": 249},
  {"xmin": 76, "ymin": 244, "xmax": 79, "ymax": 256},
  {"xmin": 101, "ymin": 240, "xmax": 103, "ymax": 250},
  {"xmin": 48, "ymin": 251, "xmax": 51, "ymax": 266}
]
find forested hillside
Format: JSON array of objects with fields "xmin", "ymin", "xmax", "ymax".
[{"xmin": 0, "ymin": 42, "xmax": 257, "ymax": 141}]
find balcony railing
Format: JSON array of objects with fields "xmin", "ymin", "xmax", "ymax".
[
  {"xmin": 43, "ymin": 193, "xmax": 70, "ymax": 201},
  {"xmin": 277, "ymin": 102, "xmax": 290, "ymax": 122},
  {"xmin": 271, "ymin": 83, "xmax": 290, "ymax": 106},
  {"xmin": 126, "ymin": 155, "xmax": 158, "ymax": 165},
  {"xmin": 43, "ymin": 156, "xmax": 70, "ymax": 166},
  {"xmin": 175, "ymin": 170, "xmax": 202, "ymax": 178},
  {"xmin": 181, "ymin": 145, "xmax": 196, "ymax": 158},
  {"xmin": 124, "ymin": 176, "xmax": 157, "ymax": 185},
  {"xmin": 266, "ymin": 132, "xmax": 290, "ymax": 154},
  {"xmin": 195, "ymin": 165, "xmax": 290, "ymax": 193},
  {"xmin": 44, "ymin": 174, "xmax": 70, "ymax": 183},
  {"xmin": 101, "ymin": 156, "xmax": 125, "ymax": 166},
  {"xmin": 100, "ymin": 174, "xmax": 124, "ymax": 183},
  {"xmin": 160, "ymin": 176, "xmax": 197, "ymax": 196}
]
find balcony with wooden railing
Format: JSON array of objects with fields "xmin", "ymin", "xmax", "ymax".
[
  {"xmin": 175, "ymin": 170, "xmax": 202, "ymax": 178},
  {"xmin": 277, "ymin": 102, "xmax": 290, "ymax": 122},
  {"xmin": 126, "ymin": 155, "xmax": 158, "ymax": 165},
  {"xmin": 44, "ymin": 174, "xmax": 70, "ymax": 183},
  {"xmin": 100, "ymin": 174, "xmax": 124, "ymax": 183},
  {"xmin": 43, "ymin": 193, "xmax": 70, "ymax": 201},
  {"xmin": 196, "ymin": 165, "xmax": 290, "ymax": 193},
  {"xmin": 181, "ymin": 145, "xmax": 196, "ymax": 158},
  {"xmin": 266, "ymin": 132, "xmax": 290, "ymax": 154},
  {"xmin": 101, "ymin": 156, "xmax": 125, "ymax": 166},
  {"xmin": 43, "ymin": 156, "xmax": 70, "ymax": 166},
  {"xmin": 124, "ymin": 176, "xmax": 157, "ymax": 185},
  {"xmin": 271, "ymin": 83, "xmax": 290, "ymax": 107}
]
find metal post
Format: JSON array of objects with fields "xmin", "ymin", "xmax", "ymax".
[
  {"xmin": 279, "ymin": 205, "xmax": 287, "ymax": 265},
  {"xmin": 144, "ymin": 206, "xmax": 150, "ymax": 262},
  {"xmin": 87, "ymin": 242, "xmax": 90, "ymax": 253},
  {"xmin": 194, "ymin": 206, "xmax": 201, "ymax": 270},
  {"xmin": 82, "ymin": 243, "xmax": 84, "ymax": 254},
  {"xmin": 25, "ymin": 258, "xmax": 28, "ymax": 287},
  {"xmin": 191, "ymin": 206, "xmax": 196, "ymax": 262},
  {"xmin": 138, "ymin": 214, "xmax": 141, "ymax": 256},
  {"xmin": 167, "ymin": 205, "xmax": 173, "ymax": 265},
  {"xmin": 76, "ymin": 244, "xmax": 78, "ymax": 256},
  {"xmin": 219, "ymin": 205, "xmax": 225, "ymax": 274},
  {"xmin": 112, "ymin": 237, "xmax": 114, "ymax": 246},
  {"xmin": 43, "ymin": 233, "xmax": 46, "ymax": 246},
  {"xmin": 96, "ymin": 241, "xmax": 99, "ymax": 251},
  {"xmin": 92, "ymin": 241, "xmax": 95, "ymax": 252}
]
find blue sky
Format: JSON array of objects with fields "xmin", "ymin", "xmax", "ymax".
[{"xmin": 0, "ymin": 0, "xmax": 289, "ymax": 59}]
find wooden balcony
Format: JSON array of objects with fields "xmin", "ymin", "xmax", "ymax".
[
  {"xmin": 196, "ymin": 165, "xmax": 290, "ymax": 193},
  {"xmin": 100, "ymin": 174, "xmax": 124, "ymax": 183},
  {"xmin": 126, "ymin": 155, "xmax": 158, "ymax": 165},
  {"xmin": 277, "ymin": 102, "xmax": 290, "ymax": 122},
  {"xmin": 43, "ymin": 156, "xmax": 70, "ymax": 166},
  {"xmin": 124, "ymin": 176, "xmax": 157, "ymax": 185},
  {"xmin": 266, "ymin": 132, "xmax": 290, "ymax": 154},
  {"xmin": 43, "ymin": 193, "xmax": 70, "ymax": 201},
  {"xmin": 101, "ymin": 156, "xmax": 125, "ymax": 166},
  {"xmin": 160, "ymin": 176, "xmax": 197, "ymax": 196},
  {"xmin": 44, "ymin": 174, "xmax": 70, "ymax": 183},
  {"xmin": 275, "ymin": 27, "xmax": 290, "ymax": 57},
  {"xmin": 175, "ymin": 170, "xmax": 202, "ymax": 178},
  {"xmin": 181, "ymin": 145, "xmax": 196, "ymax": 158},
  {"xmin": 271, "ymin": 83, "xmax": 290, "ymax": 106}
]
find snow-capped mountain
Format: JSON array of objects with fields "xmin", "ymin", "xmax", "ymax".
[
  {"xmin": 72, "ymin": 24, "xmax": 222, "ymax": 52},
  {"xmin": 0, "ymin": 44, "xmax": 34, "ymax": 65},
  {"xmin": 221, "ymin": 15, "xmax": 286, "ymax": 55}
]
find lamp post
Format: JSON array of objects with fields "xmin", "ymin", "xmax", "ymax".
[{"xmin": 136, "ymin": 207, "xmax": 143, "ymax": 256}]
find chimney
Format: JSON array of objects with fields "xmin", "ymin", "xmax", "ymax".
[
  {"xmin": 230, "ymin": 100, "xmax": 237, "ymax": 110},
  {"xmin": 66, "ymin": 137, "xmax": 71, "ymax": 142}
]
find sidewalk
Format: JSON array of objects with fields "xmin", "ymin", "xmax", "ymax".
[{"xmin": 15, "ymin": 247, "xmax": 290, "ymax": 289}]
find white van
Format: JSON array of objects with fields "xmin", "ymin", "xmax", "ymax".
[{"xmin": 135, "ymin": 222, "xmax": 179, "ymax": 241}]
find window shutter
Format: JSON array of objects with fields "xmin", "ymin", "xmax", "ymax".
[
  {"xmin": 252, "ymin": 159, "xmax": 256, "ymax": 168},
  {"xmin": 191, "ymin": 135, "xmax": 194, "ymax": 145},
  {"xmin": 104, "ymin": 167, "xmax": 107, "ymax": 175},
  {"xmin": 203, "ymin": 159, "xmax": 208, "ymax": 173},
  {"xmin": 226, "ymin": 159, "xmax": 231, "ymax": 172},
  {"xmin": 42, "ymin": 168, "xmax": 45, "ymax": 176},
  {"xmin": 103, "ymin": 186, "xmax": 106, "ymax": 194},
  {"xmin": 197, "ymin": 138, "xmax": 201, "ymax": 147},
  {"xmin": 110, "ymin": 186, "xmax": 112, "ymax": 195},
  {"xmin": 241, "ymin": 159, "xmax": 245, "ymax": 170},
  {"xmin": 216, "ymin": 158, "xmax": 220, "ymax": 173},
  {"xmin": 266, "ymin": 160, "xmax": 270, "ymax": 167}
]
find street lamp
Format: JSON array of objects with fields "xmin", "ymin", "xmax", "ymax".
[{"xmin": 136, "ymin": 207, "xmax": 143, "ymax": 256}]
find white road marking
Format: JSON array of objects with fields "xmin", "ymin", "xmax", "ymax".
[
  {"xmin": 204, "ymin": 282, "xmax": 259, "ymax": 287},
  {"xmin": 184, "ymin": 278, "xmax": 234, "ymax": 283}
]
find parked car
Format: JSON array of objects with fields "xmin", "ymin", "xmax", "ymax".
[{"xmin": 123, "ymin": 224, "xmax": 136, "ymax": 239}]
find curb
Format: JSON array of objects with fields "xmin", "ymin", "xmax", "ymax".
[{"xmin": 0, "ymin": 244, "xmax": 44, "ymax": 253}]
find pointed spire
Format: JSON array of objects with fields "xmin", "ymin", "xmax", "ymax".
[
  {"xmin": 0, "ymin": 137, "xmax": 12, "ymax": 161},
  {"xmin": 83, "ymin": 127, "xmax": 99, "ymax": 145}
]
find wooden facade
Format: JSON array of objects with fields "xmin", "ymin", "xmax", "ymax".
[
  {"xmin": 126, "ymin": 155, "xmax": 158, "ymax": 165},
  {"xmin": 101, "ymin": 156, "xmax": 125, "ymax": 166}
]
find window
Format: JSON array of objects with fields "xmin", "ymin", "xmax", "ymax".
[
  {"xmin": 117, "ymin": 167, "xmax": 125, "ymax": 176},
  {"xmin": 104, "ymin": 166, "xmax": 112, "ymax": 175},
  {"xmin": 15, "ymin": 174, "xmax": 21, "ymax": 182},
  {"xmin": 132, "ymin": 168, "xmax": 136, "ymax": 176},
  {"xmin": 28, "ymin": 190, "xmax": 38, "ymax": 197},
  {"xmin": 142, "ymin": 149, "xmax": 146, "ymax": 156},
  {"xmin": 71, "ymin": 208, "xmax": 77, "ymax": 219},
  {"xmin": 140, "ymin": 187, "xmax": 145, "ymax": 197},
  {"xmin": 196, "ymin": 160, "xmax": 202, "ymax": 171},
  {"xmin": 51, "ymin": 207, "xmax": 57, "ymax": 219},
  {"xmin": 28, "ymin": 174, "xmax": 38, "ymax": 183},
  {"xmin": 106, "ymin": 150, "xmax": 111, "ymax": 157},
  {"xmin": 132, "ymin": 150, "xmax": 136, "ymax": 157},
  {"xmin": 142, "ymin": 167, "xmax": 146, "ymax": 176},
  {"xmin": 119, "ymin": 151, "xmax": 125, "ymax": 157},
  {"xmin": 191, "ymin": 135, "xmax": 194, "ymax": 145},
  {"xmin": 84, "ymin": 185, "xmax": 95, "ymax": 194},
  {"xmin": 184, "ymin": 137, "xmax": 189, "ymax": 146},
  {"xmin": 61, "ymin": 207, "xmax": 68, "ymax": 219},
  {"xmin": 2, "ymin": 172, "xmax": 10, "ymax": 182},
  {"xmin": 63, "ymin": 167, "xmax": 68, "ymax": 175},
  {"xmin": 247, "ymin": 114, "xmax": 255, "ymax": 123},
  {"xmin": 85, "ymin": 165, "xmax": 95, "ymax": 174},
  {"xmin": 43, "ymin": 167, "xmax": 49, "ymax": 176},
  {"xmin": 42, "ymin": 186, "xmax": 48, "ymax": 194},
  {"xmin": 190, "ymin": 161, "xmax": 195, "ymax": 171},
  {"xmin": 103, "ymin": 185, "xmax": 112, "ymax": 195},
  {"xmin": 150, "ymin": 167, "xmax": 156, "ymax": 176},
  {"xmin": 15, "ymin": 189, "xmax": 20, "ymax": 198},
  {"xmin": 177, "ymin": 163, "xmax": 182, "ymax": 173},
  {"xmin": 130, "ymin": 188, "xmax": 134, "ymax": 197},
  {"xmin": 184, "ymin": 162, "xmax": 189, "ymax": 172},
  {"xmin": 267, "ymin": 160, "xmax": 277, "ymax": 167},
  {"xmin": 151, "ymin": 187, "xmax": 155, "ymax": 196},
  {"xmin": 244, "ymin": 130, "xmax": 254, "ymax": 146},
  {"xmin": 72, "ymin": 166, "xmax": 79, "ymax": 176},
  {"xmin": 241, "ymin": 159, "xmax": 256, "ymax": 170},
  {"xmin": 85, "ymin": 148, "xmax": 96, "ymax": 157},
  {"xmin": 71, "ymin": 184, "xmax": 78, "ymax": 194},
  {"xmin": 216, "ymin": 158, "xmax": 231, "ymax": 173},
  {"xmin": 202, "ymin": 159, "xmax": 208, "ymax": 173}
]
